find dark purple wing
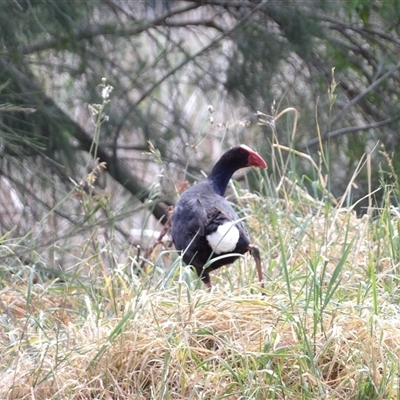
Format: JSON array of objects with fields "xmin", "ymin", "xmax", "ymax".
[{"xmin": 171, "ymin": 181, "xmax": 250, "ymax": 272}]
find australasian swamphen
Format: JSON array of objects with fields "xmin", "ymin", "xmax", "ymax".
[{"xmin": 171, "ymin": 144, "xmax": 267, "ymax": 288}]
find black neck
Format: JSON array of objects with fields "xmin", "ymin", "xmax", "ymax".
[{"xmin": 207, "ymin": 161, "xmax": 238, "ymax": 196}]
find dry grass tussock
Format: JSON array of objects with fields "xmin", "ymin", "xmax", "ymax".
[{"xmin": 1, "ymin": 181, "xmax": 400, "ymax": 399}]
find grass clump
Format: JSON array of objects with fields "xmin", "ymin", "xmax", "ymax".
[{"xmin": 1, "ymin": 167, "xmax": 400, "ymax": 399}]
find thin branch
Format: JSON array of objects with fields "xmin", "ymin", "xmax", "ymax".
[
  {"xmin": 186, "ymin": 0, "xmax": 260, "ymax": 7},
  {"xmin": 326, "ymin": 20, "xmax": 400, "ymax": 47},
  {"xmin": 18, "ymin": 2, "xmax": 202, "ymax": 55},
  {"xmin": 329, "ymin": 28, "xmax": 378, "ymax": 74},
  {"xmin": 329, "ymin": 61, "xmax": 400, "ymax": 130},
  {"xmin": 162, "ymin": 19, "xmax": 224, "ymax": 32},
  {"xmin": 305, "ymin": 116, "xmax": 400, "ymax": 149}
]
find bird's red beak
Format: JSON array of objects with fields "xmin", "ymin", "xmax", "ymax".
[{"xmin": 248, "ymin": 150, "xmax": 267, "ymax": 169}]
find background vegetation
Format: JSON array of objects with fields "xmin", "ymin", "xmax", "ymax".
[
  {"xmin": 1, "ymin": 0, "xmax": 400, "ymax": 398},
  {"xmin": 2, "ymin": 0, "xmax": 400, "ymax": 260}
]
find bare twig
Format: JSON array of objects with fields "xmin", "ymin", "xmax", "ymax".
[
  {"xmin": 305, "ymin": 116, "xmax": 400, "ymax": 148},
  {"xmin": 329, "ymin": 61, "xmax": 400, "ymax": 130}
]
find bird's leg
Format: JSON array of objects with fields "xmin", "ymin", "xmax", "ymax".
[
  {"xmin": 141, "ymin": 206, "xmax": 174, "ymax": 270},
  {"xmin": 247, "ymin": 244, "xmax": 264, "ymax": 288},
  {"xmin": 201, "ymin": 271, "xmax": 212, "ymax": 290}
]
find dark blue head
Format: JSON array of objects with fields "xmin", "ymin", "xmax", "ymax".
[{"xmin": 207, "ymin": 144, "xmax": 267, "ymax": 196}]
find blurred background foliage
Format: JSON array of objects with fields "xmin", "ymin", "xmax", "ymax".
[{"xmin": 1, "ymin": 0, "xmax": 400, "ymax": 270}]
